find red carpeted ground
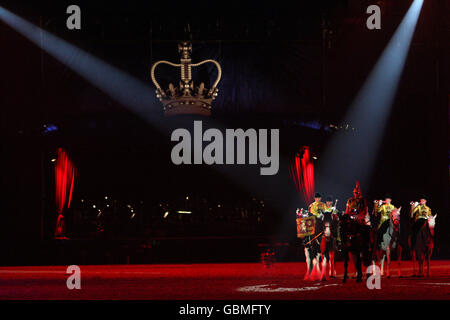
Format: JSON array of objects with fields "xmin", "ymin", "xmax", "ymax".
[{"xmin": 0, "ymin": 261, "xmax": 449, "ymax": 299}]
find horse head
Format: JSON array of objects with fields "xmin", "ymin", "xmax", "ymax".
[
  {"xmin": 427, "ymin": 214, "xmax": 437, "ymax": 237},
  {"xmin": 391, "ymin": 207, "xmax": 401, "ymax": 232},
  {"xmin": 324, "ymin": 221, "xmax": 331, "ymax": 237}
]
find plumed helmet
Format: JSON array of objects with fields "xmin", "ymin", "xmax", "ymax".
[{"xmin": 353, "ymin": 181, "xmax": 362, "ymax": 195}]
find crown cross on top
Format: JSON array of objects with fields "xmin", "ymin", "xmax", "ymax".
[{"xmin": 151, "ymin": 42, "xmax": 222, "ymax": 116}]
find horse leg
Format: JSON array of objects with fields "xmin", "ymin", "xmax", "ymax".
[
  {"xmin": 418, "ymin": 253, "xmax": 424, "ymax": 277},
  {"xmin": 349, "ymin": 253, "xmax": 356, "ymax": 278},
  {"xmin": 397, "ymin": 245, "xmax": 402, "ymax": 277},
  {"xmin": 329, "ymin": 251, "xmax": 335, "ymax": 278},
  {"xmin": 311, "ymin": 253, "xmax": 322, "ymax": 281},
  {"xmin": 304, "ymin": 247, "xmax": 311, "ymax": 280},
  {"xmin": 411, "ymin": 248, "xmax": 416, "ymax": 277},
  {"xmin": 386, "ymin": 247, "xmax": 391, "ymax": 278},
  {"xmin": 426, "ymin": 250, "xmax": 431, "ymax": 278},
  {"xmin": 380, "ymin": 253, "xmax": 385, "ymax": 277},
  {"xmin": 321, "ymin": 254, "xmax": 328, "ymax": 281},
  {"xmin": 370, "ymin": 260, "xmax": 376, "ymax": 280},
  {"xmin": 343, "ymin": 251, "xmax": 348, "ymax": 283},
  {"xmin": 355, "ymin": 253, "xmax": 363, "ymax": 283}
]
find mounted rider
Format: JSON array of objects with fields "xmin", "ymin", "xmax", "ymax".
[
  {"xmin": 308, "ymin": 193, "xmax": 326, "ymax": 219},
  {"xmin": 323, "ymin": 195, "xmax": 340, "ymax": 240},
  {"xmin": 410, "ymin": 195, "xmax": 433, "ymax": 247},
  {"xmin": 296, "ymin": 193, "xmax": 326, "ymax": 280},
  {"xmin": 321, "ymin": 195, "xmax": 340, "ymax": 278},
  {"xmin": 303, "ymin": 192, "xmax": 326, "ymax": 249},
  {"xmin": 344, "ymin": 181, "xmax": 369, "ymax": 225},
  {"xmin": 344, "ymin": 181, "xmax": 372, "ymax": 265},
  {"xmin": 323, "ymin": 196, "xmax": 340, "ymax": 220},
  {"xmin": 373, "ymin": 194, "xmax": 398, "ymax": 248}
]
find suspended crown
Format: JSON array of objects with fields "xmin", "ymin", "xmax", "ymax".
[{"xmin": 150, "ymin": 42, "xmax": 222, "ymax": 116}]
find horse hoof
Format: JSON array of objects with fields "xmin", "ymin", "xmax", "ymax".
[{"xmin": 356, "ymin": 278, "xmax": 363, "ymax": 283}]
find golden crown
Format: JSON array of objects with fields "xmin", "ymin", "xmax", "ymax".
[{"xmin": 150, "ymin": 42, "xmax": 222, "ymax": 116}]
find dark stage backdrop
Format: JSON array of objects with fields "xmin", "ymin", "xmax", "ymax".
[{"xmin": 0, "ymin": 0, "xmax": 449, "ymax": 263}]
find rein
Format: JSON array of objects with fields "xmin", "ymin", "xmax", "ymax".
[{"xmin": 304, "ymin": 231, "xmax": 324, "ymax": 246}]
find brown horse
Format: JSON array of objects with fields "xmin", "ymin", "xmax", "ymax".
[{"xmin": 410, "ymin": 215, "xmax": 436, "ymax": 277}]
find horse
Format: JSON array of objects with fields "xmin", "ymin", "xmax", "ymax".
[
  {"xmin": 373, "ymin": 208, "xmax": 403, "ymax": 277},
  {"xmin": 320, "ymin": 213, "xmax": 339, "ymax": 281},
  {"xmin": 301, "ymin": 216, "xmax": 324, "ymax": 281},
  {"xmin": 410, "ymin": 215, "xmax": 436, "ymax": 277},
  {"xmin": 339, "ymin": 214, "xmax": 372, "ymax": 283}
]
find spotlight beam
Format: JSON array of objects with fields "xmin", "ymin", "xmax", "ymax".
[
  {"xmin": 0, "ymin": 7, "xmax": 298, "ymax": 233},
  {"xmin": 0, "ymin": 6, "xmax": 163, "ymax": 129},
  {"xmin": 316, "ymin": 0, "xmax": 424, "ymax": 197}
]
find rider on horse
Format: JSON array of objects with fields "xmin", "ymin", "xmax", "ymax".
[
  {"xmin": 344, "ymin": 181, "xmax": 369, "ymax": 225},
  {"xmin": 374, "ymin": 194, "xmax": 398, "ymax": 249},
  {"xmin": 410, "ymin": 195, "xmax": 433, "ymax": 247},
  {"xmin": 344, "ymin": 181, "xmax": 372, "ymax": 266},
  {"xmin": 323, "ymin": 196, "xmax": 339, "ymax": 219},
  {"xmin": 308, "ymin": 193, "xmax": 326, "ymax": 218},
  {"xmin": 321, "ymin": 195, "xmax": 340, "ymax": 279},
  {"xmin": 322, "ymin": 195, "xmax": 340, "ymax": 243}
]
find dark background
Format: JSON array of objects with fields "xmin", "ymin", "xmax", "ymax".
[{"xmin": 0, "ymin": 0, "xmax": 449, "ymax": 264}]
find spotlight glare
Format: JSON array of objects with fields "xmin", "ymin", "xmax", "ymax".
[
  {"xmin": 0, "ymin": 7, "xmax": 162, "ymax": 128},
  {"xmin": 316, "ymin": 0, "xmax": 424, "ymax": 196}
]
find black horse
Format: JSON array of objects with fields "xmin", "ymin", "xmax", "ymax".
[{"xmin": 339, "ymin": 214, "xmax": 372, "ymax": 283}]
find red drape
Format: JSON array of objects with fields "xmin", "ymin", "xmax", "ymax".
[
  {"xmin": 55, "ymin": 148, "xmax": 76, "ymax": 214},
  {"xmin": 290, "ymin": 146, "xmax": 315, "ymax": 206}
]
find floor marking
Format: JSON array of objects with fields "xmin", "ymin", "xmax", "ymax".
[
  {"xmin": 238, "ymin": 284, "xmax": 320, "ymax": 292},
  {"xmin": 237, "ymin": 283, "xmax": 341, "ymax": 293}
]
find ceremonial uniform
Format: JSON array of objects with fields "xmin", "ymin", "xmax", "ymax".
[
  {"xmin": 410, "ymin": 204, "xmax": 432, "ymax": 222},
  {"xmin": 373, "ymin": 202, "xmax": 397, "ymax": 250},
  {"xmin": 376, "ymin": 203, "xmax": 397, "ymax": 229},
  {"xmin": 410, "ymin": 202, "xmax": 433, "ymax": 247},
  {"xmin": 323, "ymin": 203, "xmax": 338, "ymax": 215},
  {"xmin": 344, "ymin": 181, "xmax": 372, "ymax": 266},
  {"xmin": 308, "ymin": 201, "xmax": 326, "ymax": 218},
  {"xmin": 345, "ymin": 197, "xmax": 368, "ymax": 225},
  {"xmin": 323, "ymin": 204, "xmax": 339, "ymax": 228}
]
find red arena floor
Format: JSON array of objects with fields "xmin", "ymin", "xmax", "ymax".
[{"xmin": 0, "ymin": 261, "xmax": 449, "ymax": 300}]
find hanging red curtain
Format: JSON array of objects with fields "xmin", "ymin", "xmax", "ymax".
[
  {"xmin": 290, "ymin": 146, "xmax": 315, "ymax": 206},
  {"xmin": 55, "ymin": 147, "xmax": 76, "ymax": 216}
]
